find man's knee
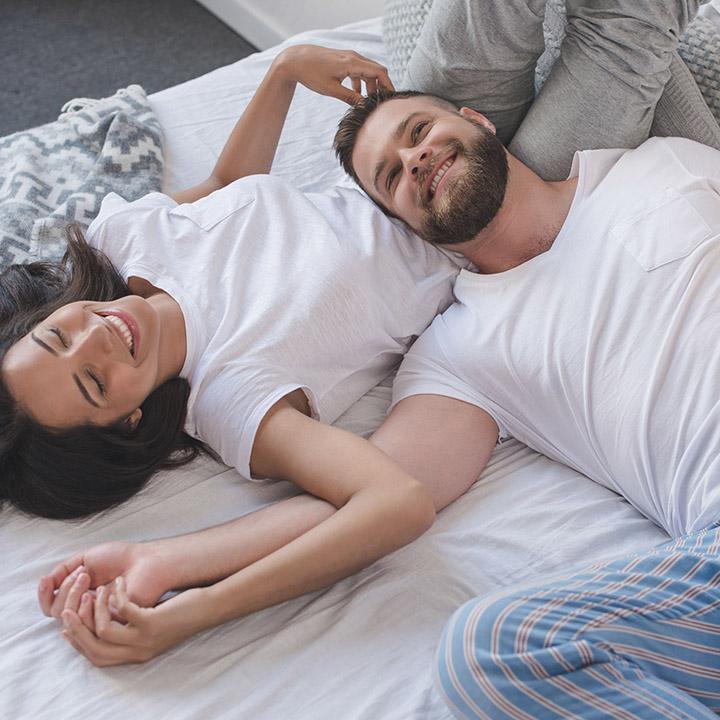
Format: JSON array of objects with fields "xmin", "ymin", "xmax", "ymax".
[
  {"xmin": 436, "ymin": 594, "xmax": 535, "ymax": 715},
  {"xmin": 564, "ymin": 1, "xmax": 700, "ymax": 81}
]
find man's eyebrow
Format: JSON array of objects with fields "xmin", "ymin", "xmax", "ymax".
[
  {"xmin": 372, "ymin": 111, "xmax": 424, "ymax": 195},
  {"xmin": 73, "ymin": 373, "xmax": 100, "ymax": 408},
  {"xmin": 30, "ymin": 332, "xmax": 58, "ymax": 356}
]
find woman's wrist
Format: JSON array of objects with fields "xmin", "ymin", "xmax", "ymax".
[{"xmin": 270, "ymin": 47, "xmax": 301, "ymax": 87}]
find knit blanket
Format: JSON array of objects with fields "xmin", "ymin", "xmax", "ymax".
[{"xmin": 0, "ymin": 84, "xmax": 163, "ymax": 270}]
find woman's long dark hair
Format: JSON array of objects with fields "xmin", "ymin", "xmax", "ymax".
[{"xmin": 0, "ymin": 225, "xmax": 207, "ymax": 520}]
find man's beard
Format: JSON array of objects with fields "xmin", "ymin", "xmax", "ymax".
[{"xmin": 418, "ymin": 124, "xmax": 508, "ymax": 246}]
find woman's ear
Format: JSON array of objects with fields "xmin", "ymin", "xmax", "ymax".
[
  {"xmin": 125, "ymin": 408, "xmax": 142, "ymax": 432},
  {"xmin": 459, "ymin": 107, "xmax": 497, "ymax": 134}
]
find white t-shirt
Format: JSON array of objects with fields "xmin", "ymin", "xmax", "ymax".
[
  {"xmin": 86, "ymin": 175, "xmax": 463, "ymax": 479},
  {"xmin": 393, "ymin": 137, "xmax": 720, "ymax": 537}
]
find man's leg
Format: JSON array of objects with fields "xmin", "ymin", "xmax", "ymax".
[
  {"xmin": 404, "ymin": 0, "xmax": 548, "ymax": 145},
  {"xmin": 436, "ymin": 524, "xmax": 720, "ymax": 719},
  {"xmin": 510, "ymin": 1, "xmax": 702, "ymax": 179}
]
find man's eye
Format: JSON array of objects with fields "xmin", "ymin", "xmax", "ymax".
[
  {"xmin": 50, "ymin": 326, "xmax": 69, "ymax": 348},
  {"xmin": 386, "ymin": 167, "xmax": 400, "ymax": 192},
  {"xmin": 411, "ymin": 121, "xmax": 429, "ymax": 144}
]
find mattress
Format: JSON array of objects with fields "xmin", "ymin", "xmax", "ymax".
[{"xmin": 1, "ymin": 18, "xmax": 669, "ymax": 720}]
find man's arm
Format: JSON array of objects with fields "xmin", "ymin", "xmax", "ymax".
[{"xmin": 371, "ymin": 394, "xmax": 499, "ymax": 510}]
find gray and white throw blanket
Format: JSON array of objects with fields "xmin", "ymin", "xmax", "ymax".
[{"xmin": 0, "ymin": 84, "xmax": 163, "ymax": 270}]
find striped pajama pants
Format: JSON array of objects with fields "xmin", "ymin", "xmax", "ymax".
[{"xmin": 437, "ymin": 523, "xmax": 720, "ymax": 719}]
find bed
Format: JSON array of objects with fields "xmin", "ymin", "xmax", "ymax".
[{"xmin": 1, "ymin": 17, "xmax": 678, "ymax": 720}]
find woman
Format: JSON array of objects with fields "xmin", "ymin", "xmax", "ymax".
[{"xmin": 4, "ymin": 45, "xmax": 465, "ymax": 664}]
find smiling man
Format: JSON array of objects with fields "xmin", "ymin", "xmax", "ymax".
[{"xmin": 334, "ymin": 0, "xmax": 720, "ymax": 718}]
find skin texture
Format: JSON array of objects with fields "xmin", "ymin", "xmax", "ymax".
[
  {"xmin": 351, "ymin": 99, "xmax": 502, "ymax": 238},
  {"xmin": 2, "ymin": 289, "xmax": 185, "ymax": 429},
  {"xmin": 351, "ymin": 95, "xmax": 579, "ymax": 274}
]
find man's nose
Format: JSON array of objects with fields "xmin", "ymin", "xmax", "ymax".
[{"xmin": 399, "ymin": 146, "xmax": 432, "ymax": 181}]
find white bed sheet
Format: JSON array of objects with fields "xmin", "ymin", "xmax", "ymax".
[{"xmin": 2, "ymin": 18, "xmax": 669, "ymax": 720}]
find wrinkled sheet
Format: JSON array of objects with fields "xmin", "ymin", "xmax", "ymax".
[{"xmin": 1, "ymin": 18, "xmax": 669, "ymax": 720}]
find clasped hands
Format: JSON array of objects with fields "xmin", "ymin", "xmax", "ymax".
[{"xmin": 37, "ymin": 541, "xmax": 208, "ymax": 667}]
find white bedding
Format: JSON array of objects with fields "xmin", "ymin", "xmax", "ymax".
[{"xmin": 1, "ymin": 18, "xmax": 669, "ymax": 720}]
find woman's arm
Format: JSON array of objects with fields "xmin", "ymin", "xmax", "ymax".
[
  {"xmin": 43, "ymin": 395, "xmax": 496, "ymax": 623},
  {"xmin": 60, "ymin": 393, "xmax": 437, "ymax": 664},
  {"xmin": 171, "ymin": 45, "xmax": 393, "ymax": 204}
]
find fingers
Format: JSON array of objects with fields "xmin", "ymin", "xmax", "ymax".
[
  {"xmin": 63, "ymin": 570, "xmax": 91, "ymax": 616},
  {"xmin": 46, "ymin": 565, "xmax": 87, "ymax": 619},
  {"xmin": 110, "ymin": 577, "xmax": 145, "ymax": 627},
  {"xmin": 61, "ymin": 610, "xmax": 145, "ymax": 667},
  {"xmin": 78, "ymin": 592, "xmax": 96, "ymax": 634},
  {"xmin": 38, "ymin": 555, "xmax": 84, "ymax": 616}
]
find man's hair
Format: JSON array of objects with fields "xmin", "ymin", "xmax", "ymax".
[
  {"xmin": 333, "ymin": 89, "xmax": 458, "ymax": 198},
  {"xmin": 0, "ymin": 226, "xmax": 210, "ymax": 520}
]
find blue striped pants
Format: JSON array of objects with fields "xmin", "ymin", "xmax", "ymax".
[{"xmin": 437, "ymin": 523, "xmax": 720, "ymax": 719}]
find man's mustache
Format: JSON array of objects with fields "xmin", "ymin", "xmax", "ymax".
[{"xmin": 418, "ymin": 140, "xmax": 465, "ymax": 209}]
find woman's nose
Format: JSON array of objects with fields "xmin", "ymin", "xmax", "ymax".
[{"xmin": 74, "ymin": 319, "xmax": 113, "ymax": 356}]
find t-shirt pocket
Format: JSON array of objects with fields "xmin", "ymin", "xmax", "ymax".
[
  {"xmin": 169, "ymin": 192, "xmax": 254, "ymax": 231},
  {"xmin": 613, "ymin": 186, "xmax": 717, "ymax": 271}
]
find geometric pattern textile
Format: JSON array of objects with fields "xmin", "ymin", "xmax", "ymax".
[
  {"xmin": 678, "ymin": 16, "xmax": 720, "ymax": 123},
  {"xmin": 0, "ymin": 85, "xmax": 163, "ymax": 270}
]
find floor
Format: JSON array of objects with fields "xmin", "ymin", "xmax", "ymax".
[{"xmin": 0, "ymin": 0, "xmax": 257, "ymax": 136}]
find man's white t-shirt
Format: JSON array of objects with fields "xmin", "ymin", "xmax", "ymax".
[
  {"xmin": 394, "ymin": 137, "xmax": 720, "ymax": 538},
  {"xmin": 86, "ymin": 175, "xmax": 462, "ymax": 479}
]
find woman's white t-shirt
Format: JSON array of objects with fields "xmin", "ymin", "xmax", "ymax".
[{"xmin": 86, "ymin": 175, "xmax": 461, "ymax": 479}]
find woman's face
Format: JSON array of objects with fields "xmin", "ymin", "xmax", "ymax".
[{"xmin": 2, "ymin": 294, "xmax": 181, "ymax": 429}]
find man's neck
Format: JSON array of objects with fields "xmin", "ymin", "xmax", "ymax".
[{"xmin": 457, "ymin": 153, "xmax": 578, "ymax": 273}]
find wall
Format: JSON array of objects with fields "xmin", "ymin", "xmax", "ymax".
[{"xmin": 196, "ymin": 0, "xmax": 384, "ymax": 50}]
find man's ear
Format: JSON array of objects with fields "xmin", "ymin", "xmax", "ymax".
[
  {"xmin": 125, "ymin": 408, "xmax": 142, "ymax": 432},
  {"xmin": 459, "ymin": 107, "xmax": 497, "ymax": 134}
]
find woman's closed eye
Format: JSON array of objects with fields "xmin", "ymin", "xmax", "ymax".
[
  {"xmin": 87, "ymin": 368, "xmax": 106, "ymax": 397},
  {"xmin": 50, "ymin": 326, "xmax": 69, "ymax": 348}
]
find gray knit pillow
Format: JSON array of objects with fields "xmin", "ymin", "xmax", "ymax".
[{"xmin": 678, "ymin": 17, "xmax": 720, "ymax": 121}]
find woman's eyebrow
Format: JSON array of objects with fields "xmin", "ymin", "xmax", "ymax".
[
  {"xmin": 31, "ymin": 332, "xmax": 98, "ymax": 408},
  {"xmin": 30, "ymin": 333, "xmax": 57, "ymax": 356}
]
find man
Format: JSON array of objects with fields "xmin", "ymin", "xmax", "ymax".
[{"xmin": 331, "ymin": 1, "xmax": 720, "ymax": 717}]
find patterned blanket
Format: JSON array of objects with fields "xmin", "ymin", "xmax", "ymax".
[{"xmin": 0, "ymin": 84, "xmax": 163, "ymax": 270}]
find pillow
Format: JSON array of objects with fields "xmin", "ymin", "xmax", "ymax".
[{"xmin": 0, "ymin": 85, "xmax": 163, "ymax": 270}]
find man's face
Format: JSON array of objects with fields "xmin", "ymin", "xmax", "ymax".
[{"xmin": 351, "ymin": 97, "xmax": 508, "ymax": 245}]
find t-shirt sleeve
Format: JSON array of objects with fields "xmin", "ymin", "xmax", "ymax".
[
  {"xmin": 86, "ymin": 192, "xmax": 177, "ymax": 253},
  {"xmin": 190, "ymin": 366, "xmax": 318, "ymax": 482},
  {"xmin": 391, "ymin": 318, "xmax": 510, "ymax": 441}
]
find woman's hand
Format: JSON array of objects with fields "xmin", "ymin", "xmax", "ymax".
[
  {"xmin": 38, "ymin": 541, "xmax": 172, "ymax": 619},
  {"xmin": 60, "ymin": 577, "xmax": 210, "ymax": 666},
  {"xmin": 273, "ymin": 44, "xmax": 395, "ymax": 105}
]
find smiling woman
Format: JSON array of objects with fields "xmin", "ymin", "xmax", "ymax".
[{"xmin": 0, "ymin": 226, "xmax": 205, "ymax": 519}]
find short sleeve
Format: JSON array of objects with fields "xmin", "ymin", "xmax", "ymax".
[
  {"xmin": 189, "ymin": 366, "xmax": 316, "ymax": 482},
  {"xmin": 391, "ymin": 318, "xmax": 511, "ymax": 442}
]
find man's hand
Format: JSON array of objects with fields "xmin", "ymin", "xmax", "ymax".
[
  {"xmin": 38, "ymin": 541, "xmax": 172, "ymax": 619},
  {"xmin": 274, "ymin": 44, "xmax": 394, "ymax": 105}
]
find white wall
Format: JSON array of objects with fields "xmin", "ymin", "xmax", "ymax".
[{"xmin": 197, "ymin": 0, "xmax": 384, "ymax": 50}]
